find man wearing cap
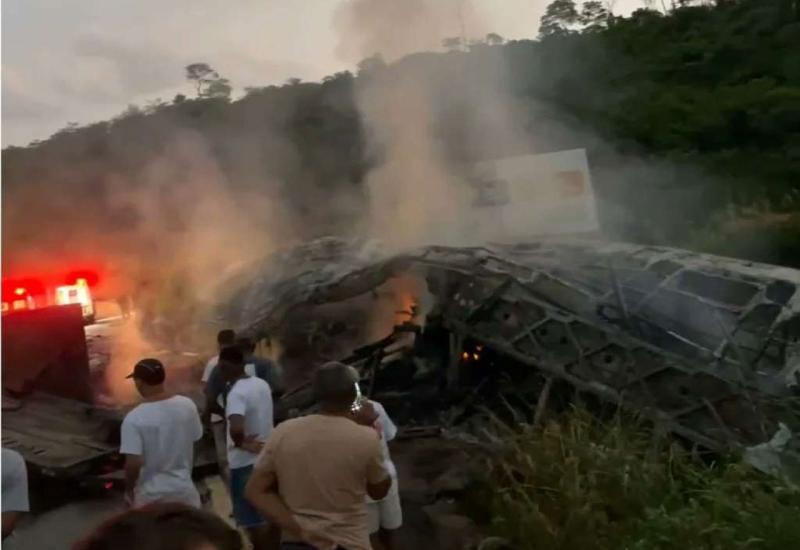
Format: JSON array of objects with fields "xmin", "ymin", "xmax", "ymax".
[{"xmin": 120, "ymin": 358, "xmax": 204, "ymax": 508}]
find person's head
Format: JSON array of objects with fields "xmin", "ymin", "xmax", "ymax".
[
  {"xmin": 217, "ymin": 329, "xmax": 236, "ymax": 351},
  {"xmin": 72, "ymin": 502, "xmax": 243, "ymax": 550},
  {"xmin": 218, "ymin": 345, "xmax": 245, "ymax": 383},
  {"xmin": 312, "ymin": 362, "xmax": 358, "ymax": 413},
  {"xmin": 126, "ymin": 358, "xmax": 166, "ymax": 397},
  {"xmin": 235, "ymin": 336, "xmax": 256, "ymax": 356}
]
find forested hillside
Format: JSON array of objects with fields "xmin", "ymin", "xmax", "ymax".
[{"xmin": 3, "ymin": 0, "xmax": 800, "ymax": 272}]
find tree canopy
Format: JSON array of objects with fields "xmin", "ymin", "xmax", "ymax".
[
  {"xmin": 3, "ymin": 0, "xmax": 799, "ymax": 271},
  {"xmin": 185, "ymin": 63, "xmax": 232, "ymax": 99}
]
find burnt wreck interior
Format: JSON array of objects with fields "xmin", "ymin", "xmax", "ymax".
[{"xmin": 225, "ymin": 237, "xmax": 800, "ymax": 468}]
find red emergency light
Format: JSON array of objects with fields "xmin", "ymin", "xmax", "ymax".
[{"xmin": 2, "ymin": 279, "xmax": 44, "ymax": 302}]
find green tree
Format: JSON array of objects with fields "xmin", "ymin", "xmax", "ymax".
[
  {"xmin": 144, "ymin": 98, "xmax": 168, "ymax": 114},
  {"xmin": 4, "ymin": 0, "xmax": 800, "ymax": 273},
  {"xmin": 243, "ymin": 86, "xmax": 269, "ymax": 96},
  {"xmin": 322, "ymin": 71, "xmax": 353, "ymax": 83},
  {"xmin": 357, "ymin": 54, "xmax": 386, "ymax": 75},
  {"xmin": 204, "ymin": 78, "xmax": 232, "ymax": 99},
  {"xmin": 486, "ymin": 32, "xmax": 505, "ymax": 45},
  {"xmin": 539, "ymin": 0, "xmax": 580, "ymax": 37},
  {"xmin": 185, "ymin": 63, "xmax": 215, "ymax": 96},
  {"xmin": 580, "ymin": 1, "xmax": 610, "ymax": 31},
  {"xmin": 185, "ymin": 63, "xmax": 231, "ymax": 99}
]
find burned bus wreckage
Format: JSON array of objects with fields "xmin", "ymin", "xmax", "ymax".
[{"xmin": 223, "ymin": 237, "xmax": 800, "ymax": 477}]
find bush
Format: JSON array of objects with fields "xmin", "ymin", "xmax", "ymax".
[
  {"xmin": 685, "ymin": 209, "xmax": 800, "ymax": 268},
  {"xmin": 469, "ymin": 409, "xmax": 800, "ymax": 550}
]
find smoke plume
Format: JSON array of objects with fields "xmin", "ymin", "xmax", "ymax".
[
  {"xmin": 3, "ymin": 0, "xmax": 671, "ymax": 401},
  {"xmin": 336, "ymin": 0, "xmax": 535, "ymax": 251},
  {"xmin": 334, "ymin": 0, "xmax": 486, "ymax": 64}
]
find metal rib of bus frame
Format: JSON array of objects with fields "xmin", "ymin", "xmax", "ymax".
[{"xmin": 228, "ymin": 238, "xmax": 800, "ymax": 454}]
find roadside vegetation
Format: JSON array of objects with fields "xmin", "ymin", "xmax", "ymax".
[
  {"xmin": 3, "ymin": 1, "xmax": 799, "ymax": 265},
  {"xmin": 465, "ymin": 408, "xmax": 800, "ymax": 550}
]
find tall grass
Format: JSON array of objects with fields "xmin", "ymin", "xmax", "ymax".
[
  {"xmin": 683, "ymin": 204, "xmax": 800, "ymax": 268},
  {"xmin": 466, "ymin": 409, "xmax": 800, "ymax": 550}
]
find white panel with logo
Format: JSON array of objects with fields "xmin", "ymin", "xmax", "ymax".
[{"xmin": 469, "ymin": 149, "xmax": 599, "ymax": 240}]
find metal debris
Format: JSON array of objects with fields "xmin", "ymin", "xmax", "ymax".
[
  {"xmin": 224, "ymin": 237, "xmax": 800, "ymax": 461},
  {"xmin": 743, "ymin": 423, "xmax": 800, "ymax": 484}
]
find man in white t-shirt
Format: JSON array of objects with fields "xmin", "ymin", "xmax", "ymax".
[
  {"xmin": 218, "ymin": 346, "xmax": 274, "ymax": 549},
  {"xmin": 350, "ymin": 390, "xmax": 402, "ymax": 550},
  {"xmin": 120, "ymin": 358, "xmax": 204, "ymax": 508},
  {"xmin": 2, "ymin": 448, "xmax": 29, "ymax": 539}
]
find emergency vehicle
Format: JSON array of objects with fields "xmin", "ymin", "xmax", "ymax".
[{"xmin": 2, "ymin": 272, "xmax": 96, "ymax": 324}]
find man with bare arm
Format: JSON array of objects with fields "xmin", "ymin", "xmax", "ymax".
[
  {"xmin": 245, "ymin": 362, "xmax": 391, "ymax": 550},
  {"xmin": 120, "ymin": 358, "xmax": 203, "ymax": 508},
  {"xmin": 218, "ymin": 346, "xmax": 275, "ymax": 549},
  {"xmin": 356, "ymin": 401, "xmax": 402, "ymax": 550},
  {"xmin": 345, "ymin": 367, "xmax": 402, "ymax": 550}
]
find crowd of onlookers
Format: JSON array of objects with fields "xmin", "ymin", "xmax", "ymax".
[{"xmin": 2, "ymin": 329, "xmax": 403, "ymax": 550}]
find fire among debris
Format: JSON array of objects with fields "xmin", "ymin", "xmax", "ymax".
[{"xmin": 224, "ymin": 237, "xmax": 800, "ymax": 478}]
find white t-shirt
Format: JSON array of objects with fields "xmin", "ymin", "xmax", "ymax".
[
  {"xmin": 120, "ymin": 395, "xmax": 203, "ymax": 507},
  {"xmin": 226, "ymin": 376, "xmax": 273, "ymax": 469},
  {"xmin": 364, "ymin": 401, "xmax": 398, "ymax": 505},
  {"xmin": 1, "ymin": 448, "xmax": 29, "ymax": 513},
  {"xmin": 372, "ymin": 401, "xmax": 398, "ymax": 479}
]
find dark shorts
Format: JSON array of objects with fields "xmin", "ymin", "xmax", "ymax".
[{"xmin": 229, "ymin": 464, "xmax": 266, "ymax": 528}]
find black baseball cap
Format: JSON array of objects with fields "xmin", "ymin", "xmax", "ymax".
[{"xmin": 126, "ymin": 358, "xmax": 166, "ymax": 385}]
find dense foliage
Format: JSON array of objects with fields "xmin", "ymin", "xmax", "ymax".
[
  {"xmin": 466, "ymin": 409, "xmax": 800, "ymax": 550},
  {"xmin": 3, "ymin": 0, "xmax": 799, "ymax": 269}
]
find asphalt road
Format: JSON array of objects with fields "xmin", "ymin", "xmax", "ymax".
[
  {"xmin": 4, "ymin": 316, "xmax": 440, "ymax": 549},
  {"xmin": 4, "ymin": 477, "xmax": 231, "ymax": 550},
  {"xmin": 4, "ymin": 495, "xmax": 126, "ymax": 550}
]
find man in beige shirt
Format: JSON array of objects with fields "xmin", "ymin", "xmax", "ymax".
[{"xmin": 246, "ymin": 362, "xmax": 391, "ymax": 550}]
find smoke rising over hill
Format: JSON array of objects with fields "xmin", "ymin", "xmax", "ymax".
[{"xmin": 3, "ymin": 0, "xmax": 799, "ymax": 349}]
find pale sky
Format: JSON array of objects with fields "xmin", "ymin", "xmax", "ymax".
[{"xmin": 2, "ymin": 0, "xmax": 645, "ymax": 147}]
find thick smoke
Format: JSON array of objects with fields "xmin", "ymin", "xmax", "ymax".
[
  {"xmin": 4, "ymin": 0, "xmax": 709, "ymax": 400},
  {"xmin": 334, "ymin": 0, "xmax": 486, "ymax": 64},
  {"xmin": 101, "ymin": 131, "xmax": 286, "ymax": 401},
  {"xmin": 117, "ymin": 132, "xmax": 281, "ymax": 300},
  {"xmin": 332, "ymin": 0, "xmax": 527, "ymax": 343},
  {"xmin": 3, "ymin": 121, "xmax": 297, "ymax": 402},
  {"xmin": 356, "ymin": 70, "xmax": 469, "ymax": 250},
  {"xmin": 336, "ymin": 0, "xmax": 559, "ymax": 252}
]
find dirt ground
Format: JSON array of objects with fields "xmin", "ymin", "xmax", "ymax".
[
  {"xmin": 4, "ymin": 495, "xmax": 126, "ymax": 550},
  {"xmin": 5, "ymin": 314, "xmax": 453, "ymax": 549},
  {"xmin": 6, "ymin": 465, "xmax": 443, "ymax": 550}
]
